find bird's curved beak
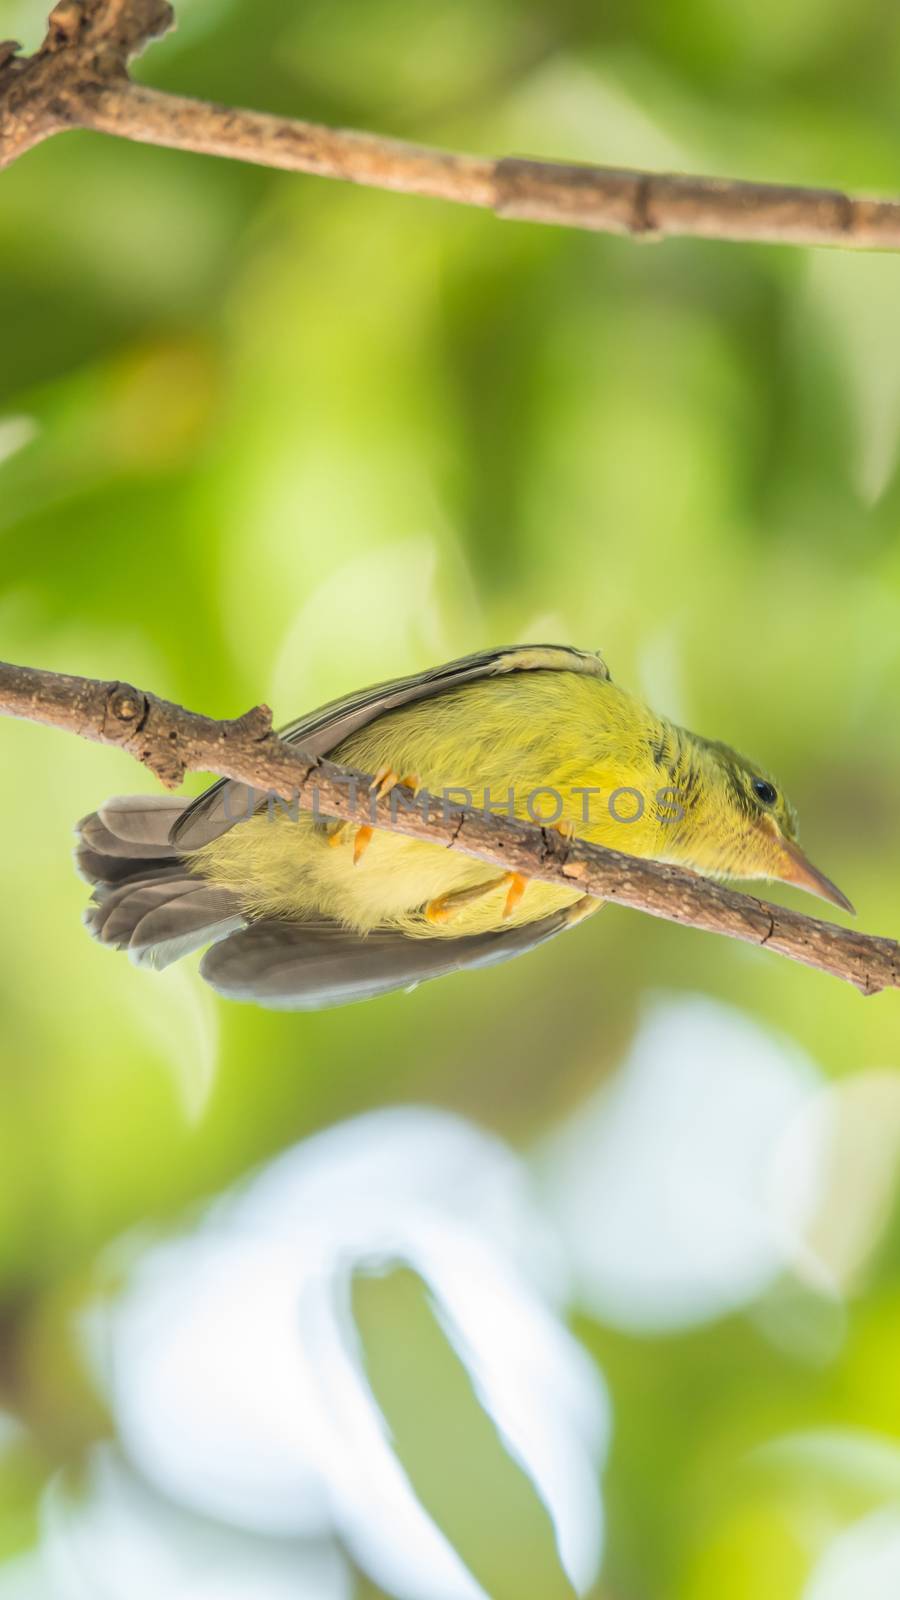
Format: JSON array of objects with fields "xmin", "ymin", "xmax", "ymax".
[{"xmin": 770, "ymin": 833, "xmax": 856, "ymax": 915}]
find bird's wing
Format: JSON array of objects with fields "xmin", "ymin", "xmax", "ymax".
[
  {"xmin": 200, "ymin": 899, "xmax": 593, "ymax": 1010},
  {"xmin": 171, "ymin": 643, "xmax": 609, "ymax": 849}
]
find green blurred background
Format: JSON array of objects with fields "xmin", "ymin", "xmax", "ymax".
[{"xmin": 1, "ymin": 1, "xmax": 900, "ymax": 1596}]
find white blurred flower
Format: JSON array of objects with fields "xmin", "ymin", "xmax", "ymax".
[
  {"xmin": 805, "ymin": 1507, "xmax": 900, "ymax": 1600},
  {"xmin": 36, "ymin": 1445, "xmax": 349, "ymax": 1600},
  {"xmin": 91, "ymin": 1109, "xmax": 609, "ymax": 1600},
  {"xmin": 535, "ymin": 995, "xmax": 819, "ymax": 1332},
  {"xmin": 0, "ymin": 1555, "xmax": 45, "ymax": 1600}
]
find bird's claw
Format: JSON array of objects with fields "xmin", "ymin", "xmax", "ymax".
[
  {"xmin": 424, "ymin": 869, "xmax": 528, "ymax": 926},
  {"xmin": 502, "ymin": 871, "xmax": 528, "ymax": 919},
  {"xmin": 352, "ymin": 825, "xmax": 374, "ymax": 864},
  {"xmin": 329, "ymin": 771, "xmax": 420, "ymax": 862}
]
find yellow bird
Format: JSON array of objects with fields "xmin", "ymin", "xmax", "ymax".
[{"xmin": 76, "ymin": 644, "xmax": 852, "ymax": 1008}]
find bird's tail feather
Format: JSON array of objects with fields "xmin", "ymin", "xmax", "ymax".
[{"xmin": 76, "ymin": 796, "xmax": 245, "ymax": 970}]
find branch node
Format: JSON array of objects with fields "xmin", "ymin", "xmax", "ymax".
[
  {"xmin": 139, "ymin": 734, "xmax": 186, "ymax": 789},
  {"xmin": 47, "ymin": 3, "xmax": 86, "ymax": 50},
  {"xmin": 630, "ymin": 173, "xmax": 658, "ymax": 237},
  {"xmin": 229, "ymin": 703, "xmax": 274, "ymax": 742},
  {"xmin": 103, "ymin": 680, "xmax": 147, "ymax": 737},
  {"xmin": 0, "ymin": 0, "xmax": 178, "ymax": 172}
]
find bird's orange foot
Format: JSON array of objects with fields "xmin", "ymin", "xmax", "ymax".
[
  {"xmin": 327, "ymin": 821, "xmax": 375, "ymax": 861},
  {"xmin": 424, "ymin": 873, "xmax": 507, "ymax": 926},
  {"xmin": 354, "ymin": 771, "xmax": 420, "ymax": 863},
  {"xmin": 353, "ymin": 825, "xmax": 374, "ymax": 864},
  {"xmin": 329, "ymin": 772, "xmax": 420, "ymax": 857},
  {"xmin": 372, "ymin": 767, "xmax": 420, "ymax": 800},
  {"xmin": 424, "ymin": 896, "xmax": 453, "ymax": 926},
  {"xmin": 502, "ymin": 871, "xmax": 528, "ymax": 919},
  {"xmin": 424, "ymin": 871, "xmax": 528, "ymax": 925}
]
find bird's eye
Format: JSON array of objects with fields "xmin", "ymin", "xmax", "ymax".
[{"xmin": 752, "ymin": 778, "xmax": 777, "ymax": 806}]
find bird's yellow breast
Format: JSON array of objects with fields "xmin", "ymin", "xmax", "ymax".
[{"xmin": 192, "ymin": 672, "xmax": 680, "ymax": 936}]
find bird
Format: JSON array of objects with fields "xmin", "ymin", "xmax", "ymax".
[{"xmin": 75, "ymin": 643, "xmax": 853, "ymax": 1009}]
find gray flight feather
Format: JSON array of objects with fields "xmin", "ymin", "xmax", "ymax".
[
  {"xmin": 77, "ymin": 801, "xmax": 244, "ymax": 970},
  {"xmin": 78, "ymin": 796, "xmax": 188, "ymax": 856},
  {"xmin": 75, "ymin": 797, "xmax": 189, "ymax": 887},
  {"xmin": 128, "ymin": 891, "xmax": 245, "ymax": 970},
  {"xmin": 85, "ymin": 876, "xmax": 201, "ymax": 944},
  {"xmin": 84, "ymin": 874, "xmax": 244, "ymax": 970},
  {"xmin": 200, "ymin": 904, "xmax": 584, "ymax": 1011},
  {"xmin": 74, "ymin": 844, "xmax": 177, "ymax": 888}
]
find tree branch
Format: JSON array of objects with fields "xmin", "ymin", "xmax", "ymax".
[
  {"xmin": 4, "ymin": 0, "xmax": 900, "ymax": 249},
  {"xmin": 2, "ymin": 658, "xmax": 897, "ymax": 997}
]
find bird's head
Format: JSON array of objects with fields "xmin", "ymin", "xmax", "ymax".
[{"xmin": 677, "ymin": 738, "xmax": 855, "ymax": 914}]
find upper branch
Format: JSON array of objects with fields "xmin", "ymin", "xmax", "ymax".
[
  {"xmin": 1, "ymin": 658, "xmax": 898, "ymax": 997},
  {"xmin": 4, "ymin": 0, "xmax": 900, "ymax": 249}
]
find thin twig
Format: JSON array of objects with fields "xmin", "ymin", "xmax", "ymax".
[
  {"xmin": 3, "ymin": 0, "xmax": 900, "ymax": 250},
  {"xmin": 1, "ymin": 657, "xmax": 897, "ymax": 996}
]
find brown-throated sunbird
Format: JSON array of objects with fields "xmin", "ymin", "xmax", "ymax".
[{"xmin": 76, "ymin": 644, "xmax": 853, "ymax": 1009}]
